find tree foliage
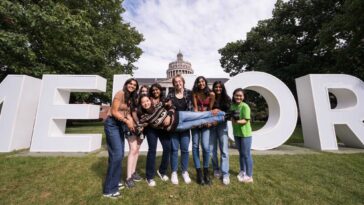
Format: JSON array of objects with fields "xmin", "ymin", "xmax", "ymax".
[
  {"xmin": 0, "ymin": 0, "xmax": 143, "ymax": 101},
  {"xmin": 219, "ymin": 0, "xmax": 364, "ymax": 94}
]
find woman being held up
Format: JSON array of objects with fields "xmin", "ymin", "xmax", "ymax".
[
  {"xmin": 103, "ymin": 78, "xmax": 139, "ymax": 198},
  {"xmin": 191, "ymin": 76, "xmax": 216, "ymax": 185},
  {"xmin": 137, "ymin": 95, "xmax": 226, "ymax": 134},
  {"xmin": 230, "ymin": 88, "xmax": 253, "ymax": 183},
  {"xmin": 210, "ymin": 81, "xmax": 231, "ymax": 185}
]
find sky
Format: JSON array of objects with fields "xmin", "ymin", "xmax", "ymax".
[{"xmin": 122, "ymin": 0, "xmax": 278, "ymax": 78}]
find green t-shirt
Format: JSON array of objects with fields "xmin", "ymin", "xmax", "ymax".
[{"xmin": 230, "ymin": 102, "xmax": 252, "ymax": 137}]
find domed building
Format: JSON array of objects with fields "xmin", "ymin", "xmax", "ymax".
[{"xmin": 166, "ymin": 52, "xmax": 194, "ymax": 78}]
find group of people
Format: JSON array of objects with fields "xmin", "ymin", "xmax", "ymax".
[{"xmin": 103, "ymin": 74, "xmax": 254, "ymax": 198}]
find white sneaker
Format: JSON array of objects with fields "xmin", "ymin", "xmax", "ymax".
[
  {"xmin": 103, "ymin": 191, "xmax": 121, "ymax": 199},
  {"xmin": 223, "ymin": 175, "xmax": 230, "ymax": 185},
  {"xmin": 182, "ymin": 171, "xmax": 191, "ymax": 184},
  {"xmin": 157, "ymin": 170, "xmax": 169, "ymax": 181},
  {"xmin": 237, "ymin": 171, "xmax": 245, "ymax": 182},
  {"xmin": 214, "ymin": 170, "xmax": 222, "ymax": 178},
  {"xmin": 242, "ymin": 176, "xmax": 253, "ymax": 183},
  {"xmin": 171, "ymin": 171, "xmax": 179, "ymax": 185},
  {"xmin": 147, "ymin": 179, "xmax": 156, "ymax": 187}
]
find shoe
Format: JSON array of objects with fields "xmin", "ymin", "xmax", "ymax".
[
  {"xmin": 147, "ymin": 179, "xmax": 156, "ymax": 187},
  {"xmin": 237, "ymin": 171, "xmax": 245, "ymax": 182},
  {"xmin": 118, "ymin": 181, "xmax": 125, "ymax": 190},
  {"xmin": 103, "ymin": 191, "xmax": 121, "ymax": 199},
  {"xmin": 214, "ymin": 170, "xmax": 221, "ymax": 178},
  {"xmin": 196, "ymin": 168, "xmax": 205, "ymax": 185},
  {"xmin": 157, "ymin": 170, "xmax": 169, "ymax": 181},
  {"xmin": 132, "ymin": 172, "xmax": 142, "ymax": 182},
  {"xmin": 222, "ymin": 175, "xmax": 230, "ymax": 185},
  {"xmin": 125, "ymin": 178, "xmax": 135, "ymax": 188},
  {"xmin": 242, "ymin": 176, "xmax": 254, "ymax": 183},
  {"xmin": 171, "ymin": 171, "xmax": 179, "ymax": 185},
  {"xmin": 182, "ymin": 171, "xmax": 191, "ymax": 184},
  {"xmin": 203, "ymin": 168, "xmax": 212, "ymax": 185}
]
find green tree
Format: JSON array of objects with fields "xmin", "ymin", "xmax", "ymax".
[
  {"xmin": 0, "ymin": 0, "xmax": 143, "ymax": 101},
  {"xmin": 219, "ymin": 0, "xmax": 364, "ymax": 95}
]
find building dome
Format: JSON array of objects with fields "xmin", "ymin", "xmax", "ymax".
[{"xmin": 166, "ymin": 51, "xmax": 194, "ymax": 78}]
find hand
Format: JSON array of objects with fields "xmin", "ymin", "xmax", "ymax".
[
  {"xmin": 163, "ymin": 116, "xmax": 171, "ymax": 126},
  {"xmin": 164, "ymin": 99, "xmax": 172, "ymax": 108},
  {"xmin": 212, "ymin": 121, "xmax": 218, "ymax": 126},
  {"xmin": 126, "ymin": 120, "xmax": 135, "ymax": 133}
]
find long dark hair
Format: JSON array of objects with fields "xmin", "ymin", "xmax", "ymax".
[
  {"xmin": 123, "ymin": 78, "xmax": 139, "ymax": 108},
  {"xmin": 192, "ymin": 76, "xmax": 211, "ymax": 96},
  {"xmin": 149, "ymin": 83, "xmax": 165, "ymax": 100},
  {"xmin": 232, "ymin": 88, "xmax": 245, "ymax": 104},
  {"xmin": 213, "ymin": 81, "xmax": 231, "ymax": 108}
]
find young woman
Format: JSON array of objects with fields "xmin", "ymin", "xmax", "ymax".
[
  {"xmin": 166, "ymin": 75, "xmax": 193, "ymax": 185},
  {"xmin": 103, "ymin": 78, "xmax": 138, "ymax": 198},
  {"xmin": 124, "ymin": 79, "xmax": 144, "ymax": 188},
  {"xmin": 210, "ymin": 81, "xmax": 231, "ymax": 185},
  {"xmin": 191, "ymin": 76, "xmax": 216, "ymax": 185},
  {"xmin": 138, "ymin": 85, "xmax": 149, "ymax": 96},
  {"xmin": 230, "ymin": 88, "xmax": 254, "ymax": 183},
  {"xmin": 144, "ymin": 83, "xmax": 171, "ymax": 187},
  {"xmin": 137, "ymin": 95, "xmax": 226, "ymax": 134}
]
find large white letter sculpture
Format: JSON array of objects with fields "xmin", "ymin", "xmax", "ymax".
[
  {"xmin": 225, "ymin": 72, "xmax": 298, "ymax": 150},
  {"xmin": 30, "ymin": 75, "xmax": 106, "ymax": 152},
  {"xmin": 0, "ymin": 75, "xmax": 41, "ymax": 152},
  {"xmin": 296, "ymin": 74, "xmax": 364, "ymax": 150}
]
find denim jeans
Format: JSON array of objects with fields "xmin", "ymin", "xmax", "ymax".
[
  {"xmin": 234, "ymin": 136, "xmax": 253, "ymax": 177},
  {"xmin": 170, "ymin": 130, "xmax": 190, "ymax": 172},
  {"xmin": 103, "ymin": 117, "xmax": 125, "ymax": 194},
  {"xmin": 176, "ymin": 111, "xmax": 225, "ymax": 131},
  {"xmin": 145, "ymin": 127, "xmax": 171, "ymax": 180},
  {"xmin": 210, "ymin": 122, "xmax": 229, "ymax": 176},
  {"xmin": 192, "ymin": 127, "xmax": 210, "ymax": 168}
]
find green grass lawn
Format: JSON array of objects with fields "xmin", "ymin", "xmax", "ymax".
[{"xmin": 1, "ymin": 122, "xmax": 363, "ymax": 204}]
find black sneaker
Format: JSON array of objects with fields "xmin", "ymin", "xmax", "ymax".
[
  {"xmin": 125, "ymin": 178, "xmax": 135, "ymax": 188},
  {"xmin": 132, "ymin": 172, "xmax": 142, "ymax": 182},
  {"xmin": 103, "ymin": 191, "xmax": 121, "ymax": 199}
]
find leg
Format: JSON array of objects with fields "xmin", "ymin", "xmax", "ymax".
[
  {"xmin": 234, "ymin": 136, "xmax": 244, "ymax": 172},
  {"xmin": 127, "ymin": 136, "xmax": 141, "ymax": 179},
  {"xmin": 180, "ymin": 130, "xmax": 190, "ymax": 172},
  {"xmin": 159, "ymin": 130, "xmax": 171, "ymax": 175},
  {"xmin": 242, "ymin": 137, "xmax": 253, "ymax": 177},
  {"xmin": 218, "ymin": 122, "xmax": 230, "ymax": 177},
  {"xmin": 170, "ymin": 132, "xmax": 179, "ymax": 172},
  {"xmin": 192, "ymin": 129, "xmax": 201, "ymax": 169},
  {"xmin": 177, "ymin": 111, "xmax": 225, "ymax": 131},
  {"xmin": 201, "ymin": 127, "xmax": 211, "ymax": 185},
  {"xmin": 103, "ymin": 117, "xmax": 124, "ymax": 194},
  {"xmin": 145, "ymin": 128, "xmax": 158, "ymax": 180},
  {"xmin": 210, "ymin": 127, "xmax": 219, "ymax": 171}
]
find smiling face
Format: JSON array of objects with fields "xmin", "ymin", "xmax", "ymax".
[
  {"xmin": 197, "ymin": 78, "xmax": 206, "ymax": 90},
  {"xmin": 140, "ymin": 96, "xmax": 152, "ymax": 110},
  {"xmin": 173, "ymin": 76, "xmax": 184, "ymax": 91},
  {"xmin": 233, "ymin": 91, "xmax": 244, "ymax": 103},
  {"xmin": 140, "ymin": 87, "xmax": 148, "ymax": 95},
  {"xmin": 213, "ymin": 83, "xmax": 222, "ymax": 95},
  {"xmin": 151, "ymin": 86, "xmax": 161, "ymax": 98},
  {"xmin": 127, "ymin": 80, "xmax": 138, "ymax": 93}
]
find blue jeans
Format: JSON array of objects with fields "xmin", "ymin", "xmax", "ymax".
[
  {"xmin": 145, "ymin": 127, "xmax": 171, "ymax": 180},
  {"xmin": 234, "ymin": 136, "xmax": 253, "ymax": 177},
  {"xmin": 170, "ymin": 130, "xmax": 190, "ymax": 172},
  {"xmin": 103, "ymin": 117, "xmax": 125, "ymax": 194},
  {"xmin": 176, "ymin": 111, "xmax": 225, "ymax": 131},
  {"xmin": 210, "ymin": 122, "xmax": 229, "ymax": 176},
  {"xmin": 192, "ymin": 127, "xmax": 210, "ymax": 168}
]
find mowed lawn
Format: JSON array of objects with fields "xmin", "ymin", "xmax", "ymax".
[{"xmin": 0, "ymin": 122, "xmax": 363, "ymax": 204}]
